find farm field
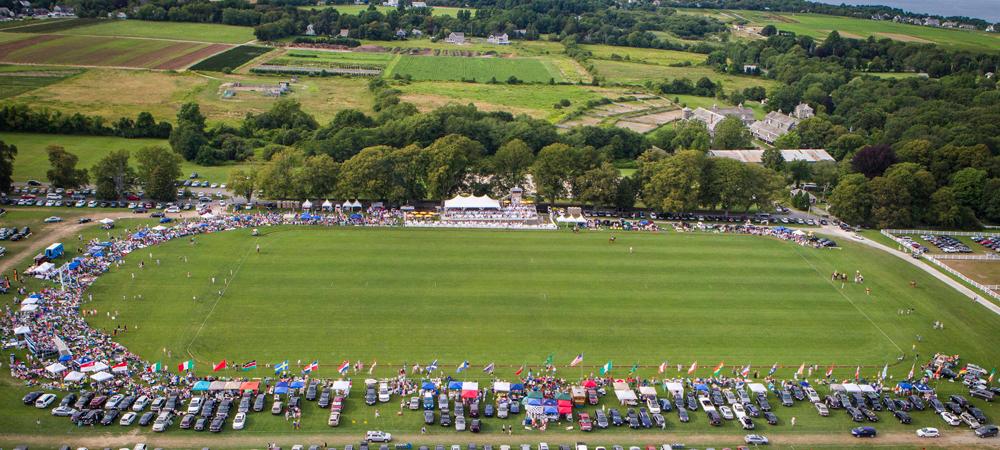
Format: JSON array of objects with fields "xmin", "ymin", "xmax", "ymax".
[
  {"xmin": 738, "ymin": 10, "xmax": 1000, "ymax": 52},
  {"xmin": 59, "ymin": 19, "xmax": 255, "ymax": 44},
  {"xmin": 581, "ymin": 44, "xmax": 707, "ymax": 66},
  {"xmin": 387, "ymin": 55, "xmax": 562, "ymax": 83},
  {"xmin": 264, "ymin": 48, "xmax": 395, "ymax": 70},
  {"xmin": 7, "ymin": 68, "xmax": 372, "ymax": 125},
  {"xmin": 0, "ymin": 64, "xmax": 82, "ymax": 98},
  {"xmin": 357, "ymin": 38, "xmax": 560, "ymax": 57},
  {"xmin": 299, "ymin": 4, "xmax": 474, "ymax": 17},
  {"xmin": 0, "ymin": 132, "xmax": 251, "ymax": 183},
  {"xmin": 397, "ymin": 82, "xmax": 630, "ymax": 120},
  {"xmin": 591, "ymin": 59, "xmax": 777, "ymax": 91},
  {"xmin": 189, "ymin": 45, "xmax": 273, "ymax": 72},
  {"xmin": 0, "ymin": 33, "xmax": 231, "ymax": 69}
]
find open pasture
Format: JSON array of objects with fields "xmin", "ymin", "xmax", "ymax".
[
  {"xmin": 0, "ymin": 33, "xmax": 231, "ymax": 69},
  {"xmin": 581, "ymin": 44, "xmax": 707, "ymax": 66},
  {"xmin": 80, "ymin": 227, "xmax": 1000, "ymax": 374},
  {"xmin": 0, "ymin": 64, "xmax": 81, "ymax": 98},
  {"xmin": 299, "ymin": 4, "xmax": 474, "ymax": 17},
  {"xmin": 387, "ymin": 55, "xmax": 561, "ymax": 83},
  {"xmin": 591, "ymin": 59, "xmax": 777, "ymax": 91},
  {"xmin": 397, "ymin": 82, "xmax": 629, "ymax": 120}
]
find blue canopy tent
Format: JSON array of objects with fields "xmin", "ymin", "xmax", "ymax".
[
  {"xmin": 193, "ymin": 381, "xmax": 211, "ymax": 391},
  {"xmin": 896, "ymin": 382, "xmax": 913, "ymax": 390},
  {"xmin": 92, "ymin": 251, "xmax": 104, "ymax": 258},
  {"xmin": 132, "ymin": 231, "xmax": 147, "ymax": 239},
  {"xmin": 421, "ymin": 381, "xmax": 436, "ymax": 390},
  {"xmin": 799, "ymin": 381, "xmax": 811, "ymax": 387},
  {"xmin": 511, "ymin": 383, "xmax": 525, "ymax": 392},
  {"xmin": 542, "ymin": 398, "xmax": 557, "ymax": 407},
  {"xmin": 448, "ymin": 381, "xmax": 463, "ymax": 390},
  {"xmin": 543, "ymin": 406, "xmax": 558, "ymax": 415},
  {"xmin": 694, "ymin": 384, "xmax": 709, "ymax": 391},
  {"xmin": 350, "ymin": 213, "xmax": 362, "ymax": 220},
  {"xmin": 275, "ymin": 382, "xmax": 290, "ymax": 394},
  {"xmin": 97, "ymin": 242, "xmax": 112, "ymax": 247},
  {"xmin": 524, "ymin": 398, "xmax": 542, "ymax": 406},
  {"xmin": 67, "ymin": 260, "xmax": 81, "ymax": 270},
  {"xmin": 290, "ymin": 381, "xmax": 305, "ymax": 389},
  {"xmin": 914, "ymin": 383, "xmax": 934, "ymax": 393}
]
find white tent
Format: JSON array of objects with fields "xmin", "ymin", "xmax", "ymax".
[
  {"xmin": 443, "ymin": 194, "xmax": 500, "ymax": 210},
  {"xmin": 843, "ymin": 383, "xmax": 862, "ymax": 393},
  {"xmin": 46, "ymin": 362, "xmax": 67, "ymax": 374},
  {"xmin": 151, "ymin": 225, "xmax": 167, "ymax": 232},
  {"xmin": 112, "ymin": 364, "xmax": 129, "ymax": 373},
  {"xmin": 302, "ymin": 199, "xmax": 313, "ymax": 209},
  {"xmin": 331, "ymin": 380, "xmax": 351, "ymax": 392},
  {"xmin": 64, "ymin": 371, "xmax": 85, "ymax": 382},
  {"xmin": 20, "ymin": 303, "xmax": 38, "ymax": 313},
  {"xmin": 321, "ymin": 200, "xmax": 333, "ymax": 209},
  {"xmin": 493, "ymin": 381, "xmax": 511, "ymax": 392},
  {"xmin": 98, "ymin": 218, "xmax": 115, "ymax": 225},
  {"xmin": 462, "ymin": 381, "xmax": 479, "ymax": 391},
  {"xmin": 612, "ymin": 381, "xmax": 630, "ymax": 391},
  {"xmin": 90, "ymin": 371, "xmax": 113, "ymax": 382},
  {"xmin": 21, "ymin": 298, "xmax": 38, "ymax": 305},
  {"xmin": 342, "ymin": 200, "xmax": 362, "ymax": 209},
  {"xmin": 748, "ymin": 383, "xmax": 767, "ymax": 394},
  {"xmin": 860, "ymin": 384, "xmax": 877, "ymax": 393},
  {"xmin": 200, "ymin": 213, "xmax": 216, "ymax": 219},
  {"xmin": 81, "ymin": 362, "xmax": 109, "ymax": 373},
  {"xmin": 29, "ymin": 262, "xmax": 55, "ymax": 275},
  {"xmin": 13, "ymin": 325, "xmax": 30, "ymax": 335},
  {"xmin": 614, "ymin": 389, "xmax": 638, "ymax": 403},
  {"xmin": 830, "ymin": 383, "xmax": 845, "ymax": 392},
  {"xmin": 638, "ymin": 386, "xmax": 657, "ymax": 397},
  {"xmin": 664, "ymin": 382, "xmax": 684, "ymax": 396},
  {"xmin": 792, "ymin": 229, "xmax": 806, "ymax": 236},
  {"xmin": 556, "ymin": 214, "xmax": 587, "ymax": 224}
]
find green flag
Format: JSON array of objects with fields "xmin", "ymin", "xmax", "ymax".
[
  {"xmin": 599, "ymin": 361, "xmax": 613, "ymax": 375},
  {"xmin": 544, "ymin": 354, "xmax": 554, "ymax": 366},
  {"xmin": 630, "ymin": 362, "xmax": 639, "ymax": 373}
]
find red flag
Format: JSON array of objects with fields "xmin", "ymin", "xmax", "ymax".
[
  {"xmin": 514, "ymin": 365, "xmax": 524, "ymax": 376},
  {"xmin": 213, "ymin": 360, "xmax": 227, "ymax": 372},
  {"xmin": 854, "ymin": 366, "xmax": 860, "ymax": 381}
]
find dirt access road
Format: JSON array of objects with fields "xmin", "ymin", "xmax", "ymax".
[{"xmin": 1, "ymin": 429, "xmax": 997, "ymax": 450}]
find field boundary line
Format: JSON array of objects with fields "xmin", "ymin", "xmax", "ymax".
[
  {"xmin": 791, "ymin": 244, "xmax": 904, "ymax": 355},
  {"xmin": 183, "ymin": 241, "xmax": 254, "ymax": 362}
]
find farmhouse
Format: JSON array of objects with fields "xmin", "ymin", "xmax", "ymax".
[
  {"xmin": 445, "ymin": 32, "xmax": 465, "ymax": 44},
  {"xmin": 339, "ymin": 28, "xmax": 349, "ymax": 37},
  {"xmin": 682, "ymin": 104, "xmax": 755, "ymax": 134},
  {"xmin": 749, "ymin": 103, "xmax": 813, "ymax": 144},
  {"xmin": 411, "ymin": 1, "xmax": 427, "ymax": 7},
  {"xmin": 707, "ymin": 149, "xmax": 834, "ymax": 164},
  {"xmin": 487, "ymin": 33, "xmax": 510, "ymax": 45},
  {"xmin": 381, "ymin": 0, "xmax": 398, "ymax": 6}
]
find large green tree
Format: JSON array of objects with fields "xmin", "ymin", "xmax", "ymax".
[
  {"xmin": 711, "ymin": 116, "xmax": 752, "ymax": 150},
  {"xmin": 259, "ymin": 148, "xmax": 305, "ymax": 199},
  {"xmin": 45, "ymin": 145, "xmax": 89, "ymax": 189},
  {"xmin": 296, "ymin": 154, "xmax": 340, "ymax": 199},
  {"xmin": 490, "ymin": 139, "xmax": 534, "ymax": 194},
  {"xmin": 423, "ymin": 134, "xmax": 483, "ymax": 200},
  {"xmin": 91, "ymin": 150, "xmax": 134, "ymax": 200},
  {"xmin": 869, "ymin": 175, "xmax": 912, "ymax": 228},
  {"xmin": 531, "ymin": 143, "xmax": 578, "ymax": 204},
  {"xmin": 0, "ymin": 140, "xmax": 14, "ymax": 192},
  {"xmin": 575, "ymin": 162, "xmax": 620, "ymax": 207},
  {"xmin": 643, "ymin": 149, "xmax": 708, "ymax": 212},
  {"xmin": 828, "ymin": 173, "xmax": 871, "ymax": 226},
  {"xmin": 136, "ymin": 146, "xmax": 182, "ymax": 201},
  {"xmin": 228, "ymin": 167, "xmax": 259, "ymax": 204}
]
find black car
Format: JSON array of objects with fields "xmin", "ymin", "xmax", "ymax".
[
  {"xmin": 75, "ymin": 392, "xmax": 94, "ymax": 409},
  {"xmin": 780, "ymin": 390, "xmax": 794, "ymax": 407},
  {"xmin": 240, "ymin": 396, "xmax": 252, "ymax": 413},
  {"xmin": 763, "ymin": 411, "xmax": 778, "ymax": 425},
  {"xmin": 868, "ymin": 396, "xmax": 882, "ymax": 411},
  {"xmin": 971, "ymin": 389, "xmax": 995, "ymax": 402},
  {"xmin": 976, "ymin": 424, "xmax": 998, "ymax": 438},
  {"xmin": 744, "ymin": 402, "xmax": 761, "ymax": 418},
  {"xmin": 950, "ymin": 394, "xmax": 970, "ymax": 408},
  {"xmin": 757, "ymin": 394, "xmax": 772, "ymax": 412},
  {"xmin": 61, "ymin": 393, "xmax": 77, "ymax": 408},
  {"xmin": 652, "ymin": 412, "xmax": 665, "ymax": 429},
  {"xmin": 659, "ymin": 398, "xmax": 672, "ymax": 412},
  {"xmin": 210, "ymin": 415, "xmax": 225, "ymax": 432},
  {"xmin": 970, "ymin": 406, "xmax": 988, "ymax": 424},
  {"xmin": 846, "ymin": 406, "xmax": 865, "ymax": 422},
  {"xmin": 306, "ymin": 382, "xmax": 318, "ymax": 401},
  {"xmin": 860, "ymin": 407, "xmax": 878, "ymax": 422},
  {"xmin": 138, "ymin": 411, "xmax": 155, "ymax": 426},
  {"xmin": 609, "ymin": 408, "xmax": 623, "ymax": 426},
  {"xmin": 440, "ymin": 411, "xmax": 452, "ymax": 426},
  {"xmin": 470, "ymin": 418, "xmax": 481, "ymax": 433},
  {"xmin": 594, "ymin": 410, "xmax": 609, "ymax": 429},
  {"xmin": 254, "ymin": 394, "xmax": 266, "ymax": 412},
  {"xmin": 946, "ymin": 401, "xmax": 963, "ymax": 415},
  {"xmin": 424, "ymin": 410, "xmax": 435, "ymax": 424},
  {"xmin": 470, "ymin": 402, "xmax": 480, "ymax": 418},
  {"xmin": 22, "ymin": 391, "xmax": 43, "ymax": 405},
  {"xmin": 851, "ymin": 426, "xmax": 877, "ymax": 438},
  {"xmin": 686, "ymin": 394, "xmax": 698, "ymax": 411},
  {"xmin": 318, "ymin": 390, "xmax": 331, "ymax": 409},
  {"xmin": 100, "ymin": 409, "xmax": 119, "ymax": 426},
  {"xmin": 894, "ymin": 410, "xmax": 911, "ymax": 424},
  {"xmin": 825, "ymin": 394, "xmax": 842, "ymax": 409},
  {"xmin": 365, "ymin": 389, "xmax": 377, "ymax": 406},
  {"xmin": 677, "ymin": 406, "xmax": 689, "ymax": 422},
  {"xmin": 791, "ymin": 385, "xmax": 805, "ymax": 401},
  {"xmin": 706, "ymin": 410, "xmax": 721, "ymax": 426},
  {"xmin": 180, "ymin": 414, "xmax": 196, "ymax": 429},
  {"xmin": 929, "ymin": 398, "xmax": 946, "ymax": 413},
  {"xmin": 201, "ymin": 399, "xmax": 216, "ymax": 418},
  {"xmin": 194, "ymin": 417, "xmax": 207, "ymax": 431},
  {"xmin": 908, "ymin": 395, "xmax": 926, "ymax": 410}
]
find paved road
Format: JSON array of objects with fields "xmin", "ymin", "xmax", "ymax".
[{"xmin": 820, "ymin": 225, "xmax": 1000, "ymax": 316}]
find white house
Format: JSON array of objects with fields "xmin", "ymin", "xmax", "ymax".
[
  {"xmin": 486, "ymin": 33, "xmax": 509, "ymax": 45},
  {"xmin": 445, "ymin": 32, "xmax": 465, "ymax": 44}
]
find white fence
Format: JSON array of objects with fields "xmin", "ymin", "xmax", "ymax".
[
  {"xmin": 932, "ymin": 254, "xmax": 1000, "ymax": 261},
  {"xmin": 883, "ymin": 229, "xmax": 1000, "ymax": 238},
  {"xmin": 882, "ymin": 229, "xmax": 1000, "ymax": 302}
]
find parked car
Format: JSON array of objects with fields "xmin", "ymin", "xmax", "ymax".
[
  {"xmin": 119, "ymin": 411, "xmax": 137, "ymax": 426},
  {"xmin": 366, "ymin": 431, "xmax": 392, "ymax": 442},
  {"xmin": 916, "ymin": 427, "xmax": 939, "ymax": 438},
  {"xmin": 744, "ymin": 434, "xmax": 769, "ymax": 445},
  {"xmin": 976, "ymin": 424, "xmax": 999, "ymax": 438},
  {"xmin": 579, "ymin": 413, "xmax": 593, "ymax": 431},
  {"xmin": 851, "ymin": 426, "xmax": 877, "ymax": 438},
  {"xmin": 233, "ymin": 411, "xmax": 247, "ymax": 430},
  {"xmin": 814, "ymin": 402, "xmax": 829, "ymax": 416}
]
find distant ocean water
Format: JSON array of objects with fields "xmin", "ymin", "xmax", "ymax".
[{"xmin": 810, "ymin": 0, "xmax": 1000, "ymax": 22}]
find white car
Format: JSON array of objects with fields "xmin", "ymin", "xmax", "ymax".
[
  {"xmin": 719, "ymin": 405, "xmax": 734, "ymax": 420},
  {"xmin": 814, "ymin": 401, "xmax": 829, "ymax": 416},
  {"xmin": 378, "ymin": 383, "xmax": 390, "ymax": 403},
  {"xmin": 917, "ymin": 427, "xmax": 940, "ymax": 437},
  {"xmin": 365, "ymin": 430, "xmax": 392, "ymax": 442},
  {"xmin": 941, "ymin": 411, "xmax": 961, "ymax": 426},
  {"xmin": 804, "ymin": 387, "xmax": 821, "ymax": 403},
  {"xmin": 187, "ymin": 397, "xmax": 203, "ymax": 414},
  {"xmin": 119, "ymin": 411, "xmax": 137, "ymax": 426},
  {"xmin": 151, "ymin": 412, "xmax": 172, "ymax": 432},
  {"xmin": 43, "ymin": 216, "xmax": 63, "ymax": 223},
  {"xmin": 132, "ymin": 395, "xmax": 149, "ymax": 412},
  {"xmin": 35, "ymin": 393, "xmax": 57, "ymax": 408},
  {"xmin": 105, "ymin": 394, "xmax": 124, "ymax": 410},
  {"xmin": 646, "ymin": 398, "xmax": 661, "ymax": 414},
  {"xmin": 744, "ymin": 434, "xmax": 769, "ymax": 445},
  {"xmin": 733, "ymin": 402, "xmax": 747, "ymax": 419},
  {"xmin": 52, "ymin": 405, "xmax": 76, "ymax": 416},
  {"xmin": 233, "ymin": 412, "xmax": 246, "ymax": 430},
  {"xmin": 165, "ymin": 206, "xmax": 180, "ymax": 213}
]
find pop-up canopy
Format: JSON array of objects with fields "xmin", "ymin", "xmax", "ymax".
[
  {"xmin": 493, "ymin": 381, "xmax": 510, "ymax": 392},
  {"xmin": 331, "ymin": 380, "xmax": 351, "ymax": 392},
  {"xmin": 193, "ymin": 381, "xmax": 211, "ymax": 391},
  {"xmin": 90, "ymin": 371, "xmax": 113, "ymax": 382},
  {"xmin": 46, "ymin": 362, "xmax": 67, "ymax": 374},
  {"xmin": 443, "ymin": 194, "xmax": 500, "ymax": 210},
  {"xmin": 241, "ymin": 381, "xmax": 260, "ymax": 392},
  {"xmin": 64, "ymin": 371, "xmax": 85, "ymax": 382},
  {"xmin": 638, "ymin": 386, "xmax": 657, "ymax": 397},
  {"xmin": 664, "ymin": 382, "xmax": 684, "ymax": 395}
]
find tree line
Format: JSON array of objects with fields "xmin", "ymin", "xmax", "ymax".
[{"xmin": 0, "ymin": 104, "xmax": 172, "ymax": 139}]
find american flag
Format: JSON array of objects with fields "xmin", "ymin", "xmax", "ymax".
[{"xmin": 569, "ymin": 354, "xmax": 584, "ymax": 367}]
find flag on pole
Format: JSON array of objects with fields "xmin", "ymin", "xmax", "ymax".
[
  {"xmin": 658, "ymin": 361, "xmax": 668, "ymax": 374},
  {"xmin": 514, "ymin": 365, "xmax": 524, "ymax": 376},
  {"xmin": 275, "ymin": 360, "xmax": 288, "ymax": 374},
  {"xmin": 687, "ymin": 361, "xmax": 698, "ymax": 375},
  {"xmin": 854, "ymin": 366, "xmax": 861, "ymax": 381},
  {"xmin": 768, "ymin": 362, "xmax": 778, "ymax": 376},
  {"xmin": 369, "ymin": 360, "xmax": 377, "ymax": 375},
  {"xmin": 212, "ymin": 360, "xmax": 226, "ymax": 372},
  {"xmin": 544, "ymin": 354, "xmax": 554, "ymax": 366},
  {"xmin": 630, "ymin": 362, "xmax": 639, "ymax": 373},
  {"xmin": 796, "ymin": 363, "xmax": 805, "ymax": 376},
  {"xmin": 483, "ymin": 362, "xmax": 495, "ymax": 374},
  {"xmin": 242, "ymin": 360, "xmax": 257, "ymax": 371},
  {"xmin": 570, "ymin": 354, "xmax": 584, "ymax": 367},
  {"xmin": 457, "ymin": 360, "xmax": 470, "ymax": 373},
  {"xmin": 907, "ymin": 364, "xmax": 915, "ymax": 380},
  {"xmin": 112, "ymin": 361, "xmax": 128, "ymax": 372},
  {"xmin": 880, "ymin": 364, "xmax": 888, "ymax": 380},
  {"xmin": 146, "ymin": 362, "xmax": 161, "ymax": 373},
  {"xmin": 825, "ymin": 365, "xmax": 834, "ymax": 378},
  {"xmin": 337, "ymin": 360, "xmax": 350, "ymax": 374},
  {"xmin": 178, "ymin": 359, "xmax": 194, "ymax": 372},
  {"xmin": 989, "ymin": 368, "xmax": 995, "ymax": 383},
  {"xmin": 426, "ymin": 359, "xmax": 438, "ymax": 373},
  {"xmin": 599, "ymin": 361, "xmax": 613, "ymax": 376},
  {"xmin": 740, "ymin": 364, "xmax": 751, "ymax": 377},
  {"xmin": 303, "ymin": 361, "xmax": 319, "ymax": 373},
  {"xmin": 712, "ymin": 362, "xmax": 724, "ymax": 377}
]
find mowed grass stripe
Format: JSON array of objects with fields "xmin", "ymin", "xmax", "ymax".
[
  {"xmin": 80, "ymin": 227, "xmax": 1000, "ymax": 374},
  {"xmin": 392, "ymin": 55, "xmax": 560, "ymax": 82}
]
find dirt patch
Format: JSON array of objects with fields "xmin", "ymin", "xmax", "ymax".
[
  {"xmin": 625, "ymin": 109, "xmax": 684, "ymax": 125},
  {"xmin": 615, "ymin": 120, "xmax": 659, "ymax": 133},
  {"xmin": 0, "ymin": 34, "xmax": 63, "ymax": 59},
  {"xmin": 354, "ymin": 44, "xmax": 388, "ymax": 53},
  {"xmin": 942, "ymin": 260, "xmax": 1000, "ymax": 285},
  {"xmin": 121, "ymin": 41, "xmax": 196, "ymax": 68},
  {"xmin": 876, "ymin": 32, "xmax": 934, "ymax": 43},
  {"xmin": 154, "ymin": 43, "xmax": 232, "ymax": 70},
  {"xmin": 833, "ymin": 30, "xmax": 865, "ymax": 39}
]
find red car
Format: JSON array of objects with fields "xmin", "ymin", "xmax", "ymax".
[{"xmin": 578, "ymin": 412, "xmax": 593, "ymax": 431}]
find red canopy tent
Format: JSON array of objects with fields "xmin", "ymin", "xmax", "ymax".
[
  {"xmin": 557, "ymin": 399, "xmax": 572, "ymax": 414},
  {"xmin": 582, "ymin": 379, "xmax": 597, "ymax": 388},
  {"xmin": 240, "ymin": 381, "xmax": 260, "ymax": 393},
  {"xmin": 461, "ymin": 389, "xmax": 478, "ymax": 399}
]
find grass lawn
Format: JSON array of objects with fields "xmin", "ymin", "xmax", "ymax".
[
  {"xmin": 581, "ymin": 44, "xmax": 707, "ymax": 66},
  {"xmin": 397, "ymin": 82, "xmax": 626, "ymax": 120},
  {"xmin": 7, "ymin": 68, "xmax": 372, "ymax": 125},
  {"xmin": 0, "ymin": 132, "xmax": 250, "ymax": 183},
  {"xmin": 388, "ymin": 55, "xmax": 562, "ymax": 83},
  {"xmin": 592, "ymin": 59, "xmax": 777, "ymax": 92},
  {"xmin": 738, "ymin": 10, "xmax": 1000, "ymax": 53},
  {"xmin": 61, "ymin": 20, "xmax": 255, "ymax": 44},
  {"xmin": 0, "ymin": 222, "xmax": 998, "ymax": 442},
  {"xmin": 266, "ymin": 48, "xmax": 395, "ymax": 69},
  {"xmin": 356, "ymin": 38, "xmax": 560, "ymax": 57},
  {"xmin": 0, "ymin": 64, "xmax": 83, "ymax": 99}
]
